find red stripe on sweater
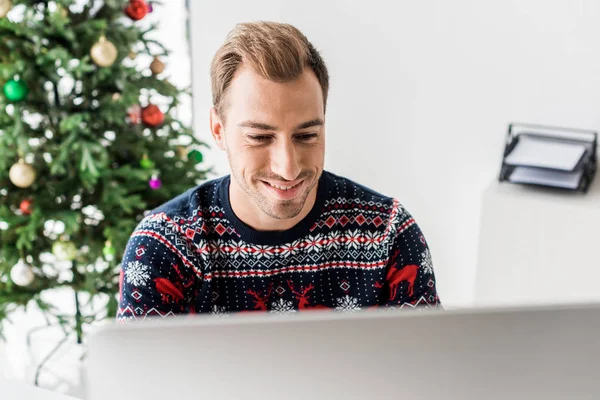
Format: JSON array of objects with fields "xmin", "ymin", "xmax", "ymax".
[{"xmin": 211, "ymin": 259, "xmax": 387, "ymax": 279}]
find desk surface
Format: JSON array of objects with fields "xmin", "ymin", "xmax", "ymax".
[{"xmin": 0, "ymin": 381, "xmax": 80, "ymax": 400}]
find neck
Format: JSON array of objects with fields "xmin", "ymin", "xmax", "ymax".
[{"xmin": 229, "ymin": 179, "xmax": 318, "ymax": 232}]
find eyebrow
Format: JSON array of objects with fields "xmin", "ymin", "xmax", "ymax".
[{"xmin": 238, "ymin": 118, "xmax": 324, "ymax": 131}]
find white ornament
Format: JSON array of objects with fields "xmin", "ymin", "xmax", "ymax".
[
  {"xmin": 10, "ymin": 259, "xmax": 34, "ymax": 287},
  {"xmin": 9, "ymin": 159, "xmax": 36, "ymax": 188}
]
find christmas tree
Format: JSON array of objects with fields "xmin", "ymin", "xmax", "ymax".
[{"xmin": 0, "ymin": 0, "xmax": 209, "ymax": 342}]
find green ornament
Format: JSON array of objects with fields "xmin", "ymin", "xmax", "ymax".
[
  {"xmin": 3, "ymin": 79, "xmax": 29, "ymax": 102},
  {"xmin": 140, "ymin": 155, "xmax": 155, "ymax": 170},
  {"xmin": 103, "ymin": 241, "xmax": 116, "ymax": 261},
  {"xmin": 188, "ymin": 149, "xmax": 203, "ymax": 163},
  {"xmin": 52, "ymin": 240, "xmax": 78, "ymax": 261}
]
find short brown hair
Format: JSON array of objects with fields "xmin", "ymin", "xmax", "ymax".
[{"xmin": 211, "ymin": 21, "xmax": 329, "ymax": 119}]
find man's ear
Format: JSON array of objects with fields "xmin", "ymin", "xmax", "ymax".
[{"xmin": 210, "ymin": 107, "xmax": 227, "ymax": 151}]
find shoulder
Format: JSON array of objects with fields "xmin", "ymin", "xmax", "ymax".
[
  {"xmin": 322, "ymin": 171, "xmax": 414, "ymax": 233},
  {"xmin": 147, "ymin": 175, "xmax": 228, "ymax": 222},
  {"xmin": 124, "ymin": 177, "xmax": 229, "ymax": 269},
  {"xmin": 129, "ymin": 175, "xmax": 228, "ymax": 244},
  {"xmin": 323, "ymin": 171, "xmax": 396, "ymax": 209}
]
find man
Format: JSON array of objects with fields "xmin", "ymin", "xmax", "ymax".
[{"xmin": 117, "ymin": 21, "xmax": 440, "ymax": 320}]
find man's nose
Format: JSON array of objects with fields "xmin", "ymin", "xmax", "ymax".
[{"xmin": 270, "ymin": 138, "xmax": 301, "ymax": 181}]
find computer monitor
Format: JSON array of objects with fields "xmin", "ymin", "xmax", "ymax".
[{"xmin": 85, "ymin": 303, "xmax": 600, "ymax": 400}]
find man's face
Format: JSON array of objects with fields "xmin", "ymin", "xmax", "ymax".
[{"xmin": 211, "ymin": 66, "xmax": 326, "ymax": 221}]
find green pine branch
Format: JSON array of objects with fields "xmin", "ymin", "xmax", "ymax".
[{"xmin": 0, "ymin": 0, "xmax": 210, "ymax": 340}]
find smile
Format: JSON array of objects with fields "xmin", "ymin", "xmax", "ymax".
[
  {"xmin": 261, "ymin": 180, "xmax": 305, "ymax": 200},
  {"xmin": 267, "ymin": 182, "xmax": 301, "ymax": 191}
]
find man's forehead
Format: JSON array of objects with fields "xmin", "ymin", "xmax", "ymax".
[
  {"xmin": 229, "ymin": 67, "xmax": 322, "ymax": 103},
  {"xmin": 222, "ymin": 67, "xmax": 324, "ymax": 126}
]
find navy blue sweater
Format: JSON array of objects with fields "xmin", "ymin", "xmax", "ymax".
[{"xmin": 117, "ymin": 171, "xmax": 440, "ymax": 319}]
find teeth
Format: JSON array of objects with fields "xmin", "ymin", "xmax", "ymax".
[{"xmin": 268, "ymin": 182, "xmax": 298, "ymax": 191}]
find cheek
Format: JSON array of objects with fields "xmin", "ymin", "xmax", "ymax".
[
  {"xmin": 302, "ymin": 144, "xmax": 325, "ymax": 166},
  {"xmin": 235, "ymin": 147, "xmax": 270, "ymax": 175}
]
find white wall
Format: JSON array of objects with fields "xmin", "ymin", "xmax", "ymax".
[{"xmin": 190, "ymin": 0, "xmax": 600, "ymax": 308}]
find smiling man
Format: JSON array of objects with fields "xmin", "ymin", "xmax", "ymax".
[{"xmin": 117, "ymin": 21, "xmax": 440, "ymax": 320}]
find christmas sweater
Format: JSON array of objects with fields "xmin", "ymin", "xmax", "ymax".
[{"xmin": 117, "ymin": 171, "xmax": 440, "ymax": 320}]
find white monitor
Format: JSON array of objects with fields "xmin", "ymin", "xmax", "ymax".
[{"xmin": 85, "ymin": 304, "xmax": 600, "ymax": 400}]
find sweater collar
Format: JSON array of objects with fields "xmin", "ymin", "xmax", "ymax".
[{"xmin": 220, "ymin": 171, "xmax": 330, "ymax": 245}]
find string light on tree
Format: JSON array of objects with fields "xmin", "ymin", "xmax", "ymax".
[
  {"xmin": 0, "ymin": 0, "xmax": 12, "ymax": 18},
  {"xmin": 9, "ymin": 159, "xmax": 36, "ymax": 188},
  {"xmin": 90, "ymin": 35, "xmax": 118, "ymax": 67},
  {"xmin": 10, "ymin": 259, "xmax": 34, "ymax": 287},
  {"xmin": 3, "ymin": 78, "xmax": 29, "ymax": 102}
]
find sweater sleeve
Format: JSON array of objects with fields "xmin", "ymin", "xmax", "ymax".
[
  {"xmin": 380, "ymin": 204, "xmax": 441, "ymax": 308},
  {"xmin": 117, "ymin": 213, "xmax": 200, "ymax": 321}
]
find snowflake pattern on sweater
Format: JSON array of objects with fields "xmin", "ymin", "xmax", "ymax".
[{"xmin": 117, "ymin": 171, "xmax": 440, "ymax": 320}]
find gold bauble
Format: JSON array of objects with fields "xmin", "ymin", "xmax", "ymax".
[
  {"xmin": 9, "ymin": 159, "xmax": 36, "ymax": 188},
  {"xmin": 52, "ymin": 240, "xmax": 78, "ymax": 261},
  {"xmin": 176, "ymin": 145, "xmax": 188, "ymax": 160},
  {"xmin": 0, "ymin": 0, "xmax": 12, "ymax": 18},
  {"xmin": 57, "ymin": 5, "xmax": 68, "ymax": 17},
  {"xmin": 128, "ymin": 50, "xmax": 137, "ymax": 60},
  {"xmin": 150, "ymin": 57, "xmax": 165, "ymax": 75},
  {"xmin": 90, "ymin": 35, "xmax": 118, "ymax": 67}
]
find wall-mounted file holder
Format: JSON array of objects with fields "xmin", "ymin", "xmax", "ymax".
[{"xmin": 499, "ymin": 123, "xmax": 597, "ymax": 193}]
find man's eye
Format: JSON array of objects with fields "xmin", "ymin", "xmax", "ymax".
[
  {"xmin": 248, "ymin": 135, "xmax": 272, "ymax": 142},
  {"xmin": 296, "ymin": 133, "xmax": 318, "ymax": 141}
]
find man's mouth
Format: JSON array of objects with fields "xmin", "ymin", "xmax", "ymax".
[
  {"xmin": 266, "ymin": 181, "xmax": 302, "ymax": 191},
  {"xmin": 261, "ymin": 179, "xmax": 305, "ymax": 200}
]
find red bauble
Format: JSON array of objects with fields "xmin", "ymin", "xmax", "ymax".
[
  {"xmin": 125, "ymin": 0, "xmax": 148, "ymax": 21},
  {"xmin": 20, "ymin": 199, "xmax": 33, "ymax": 215},
  {"xmin": 141, "ymin": 104, "xmax": 164, "ymax": 127}
]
